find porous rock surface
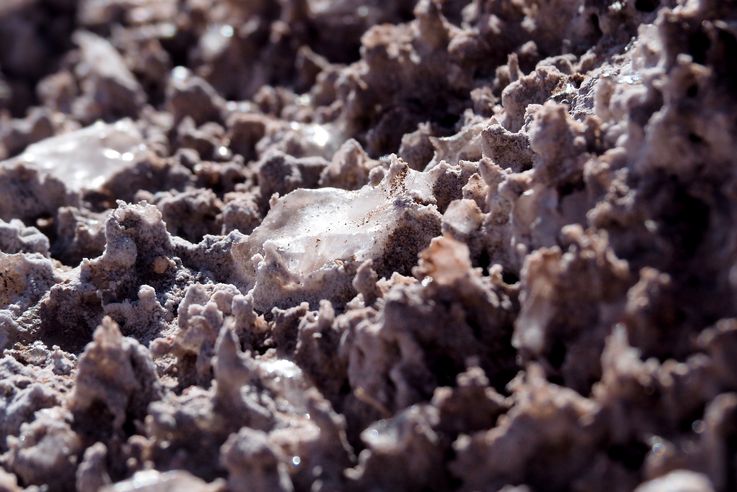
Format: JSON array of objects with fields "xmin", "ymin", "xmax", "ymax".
[{"xmin": 1, "ymin": 0, "xmax": 736, "ymax": 491}]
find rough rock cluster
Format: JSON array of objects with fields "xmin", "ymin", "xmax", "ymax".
[{"xmin": 1, "ymin": 0, "xmax": 737, "ymax": 490}]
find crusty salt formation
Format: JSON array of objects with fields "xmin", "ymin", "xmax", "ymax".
[{"xmin": 2, "ymin": 0, "xmax": 737, "ymax": 491}]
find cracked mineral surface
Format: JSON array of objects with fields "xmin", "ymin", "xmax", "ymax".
[{"xmin": 1, "ymin": 0, "xmax": 737, "ymax": 491}]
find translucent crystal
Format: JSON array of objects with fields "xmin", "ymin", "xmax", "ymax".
[
  {"xmin": 233, "ymin": 163, "xmax": 441, "ymax": 310},
  {"xmin": 246, "ymin": 185, "xmax": 392, "ymax": 277},
  {"xmin": 3, "ymin": 120, "xmax": 146, "ymax": 192}
]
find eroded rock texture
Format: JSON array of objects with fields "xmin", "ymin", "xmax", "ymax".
[{"xmin": 1, "ymin": 0, "xmax": 737, "ymax": 490}]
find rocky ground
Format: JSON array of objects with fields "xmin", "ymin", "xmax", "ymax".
[{"xmin": 1, "ymin": 0, "xmax": 737, "ymax": 491}]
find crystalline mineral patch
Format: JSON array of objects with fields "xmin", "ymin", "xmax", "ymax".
[
  {"xmin": 0, "ymin": 120, "xmax": 146, "ymax": 192},
  {"xmin": 233, "ymin": 162, "xmax": 441, "ymax": 310}
]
